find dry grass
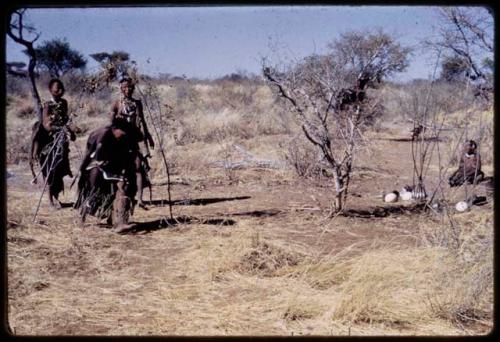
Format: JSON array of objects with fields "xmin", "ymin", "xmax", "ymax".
[
  {"xmin": 7, "ymin": 185, "xmax": 493, "ymax": 335},
  {"xmin": 332, "ymin": 246, "xmax": 446, "ymax": 326}
]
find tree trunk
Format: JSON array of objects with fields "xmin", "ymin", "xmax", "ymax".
[
  {"xmin": 26, "ymin": 45, "xmax": 42, "ymax": 121},
  {"xmin": 332, "ymin": 167, "xmax": 344, "ymax": 212},
  {"xmin": 7, "ymin": 11, "xmax": 42, "ymax": 120},
  {"xmin": 334, "ymin": 194, "xmax": 343, "ymax": 213}
]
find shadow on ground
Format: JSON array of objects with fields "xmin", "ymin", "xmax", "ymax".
[
  {"xmin": 144, "ymin": 196, "xmax": 251, "ymax": 207},
  {"xmin": 228, "ymin": 209, "xmax": 282, "ymax": 217},
  {"xmin": 340, "ymin": 203, "xmax": 427, "ymax": 218},
  {"xmin": 119, "ymin": 215, "xmax": 237, "ymax": 234},
  {"xmin": 380, "ymin": 137, "xmax": 443, "ymax": 142}
]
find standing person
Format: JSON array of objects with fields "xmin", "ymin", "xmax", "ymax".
[
  {"xmin": 109, "ymin": 76, "xmax": 155, "ymax": 209},
  {"xmin": 35, "ymin": 79, "xmax": 76, "ymax": 208}
]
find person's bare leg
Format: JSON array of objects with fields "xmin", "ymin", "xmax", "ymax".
[
  {"xmin": 137, "ymin": 171, "xmax": 144, "ymax": 205},
  {"xmin": 49, "ymin": 189, "xmax": 62, "ymax": 209},
  {"xmin": 112, "ymin": 184, "xmax": 134, "ymax": 233},
  {"xmin": 135, "ymin": 156, "xmax": 148, "ymax": 210}
]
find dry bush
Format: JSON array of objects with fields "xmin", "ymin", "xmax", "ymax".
[
  {"xmin": 427, "ymin": 247, "xmax": 493, "ymax": 329},
  {"xmin": 6, "ymin": 126, "xmax": 32, "ymax": 164},
  {"xmin": 418, "ymin": 210, "xmax": 493, "ymax": 329},
  {"xmin": 237, "ymin": 239, "xmax": 302, "ymax": 277},
  {"xmin": 5, "ymin": 101, "xmax": 33, "ymax": 165},
  {"xmin": 280, "ymin": 135, "xmax": 325, "ymax": 179},
  {"xmin": 6, "ymin": 74, "xmax": 31, "ymax": 95},
  {"xmin": 283, "ymin": 299, "xmax": 323, "ymax": 322},
  {"xmin": 475, "ymin": 109, "xmax": 494, "ymax": 166},
  {"xmin": 148, "ymin": 139, "xmax": 221, "ymax": 179},
  {"xmin": 174, "ymin": 109, "xmax": 252, "ymax": 145},
  {"xmin": 81, "ymin": 100, "xmax": 101, "ymax": 118},
  {"xmin": 380, "ymin": 80, "xmax": 475, "ymax": 124},
  {"xmin": 168, "ymin": 81, "xmax": 290, "ymax": 145},
  {"xmin": 206, "ymin": 80, "xmax": 259, "ymax": 110},
  {"xmin": 174, "ymin": 82, "xmax": 200, "ymax": 115},
  {"xmin": 9, "ymin": 97, "xmax": 36, "ymax": 119},
  {"xmin": 432, "ymin": 104, "xmax": 493, "ymax": 171},
  {"xmin": 6, "ymin": 95, "xmax": 35, "ymax": 163}
]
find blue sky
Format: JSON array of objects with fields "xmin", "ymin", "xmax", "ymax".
[{"xmin": 5, "ymin": 6, "xmax": 488, "ymax": 81}]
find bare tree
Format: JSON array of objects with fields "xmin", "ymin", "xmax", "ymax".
[
  {"xmin": 7, "ymin": 9, "xmax": 42, "ymax": 120},
  {"xmin": 263, "ymin": 30, "xmax": 410, "ymax": 213},
  {"xmin": 432, "ymin": 7, "xmax": 493, "ymax": 99}
]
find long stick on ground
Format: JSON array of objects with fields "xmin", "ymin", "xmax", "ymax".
[{"xmin": 136, "ymin": 83, "xmax": 174, "ymax": 220}]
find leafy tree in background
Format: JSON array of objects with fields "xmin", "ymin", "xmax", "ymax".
[
  {"xmin": 440, "ymin": 55, "xmax": 470, "ymax": 82},
  {"xmin": 25, "ymin": 38, "xmax": 87, "ymax": 77},
  {"xmin": 90, "ymin": 50, "xmax": 133, "ymax": 82}
]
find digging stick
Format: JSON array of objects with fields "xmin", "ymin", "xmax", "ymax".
[{"xmin": 136, "ymin": 84, "xmax": 174, "ymax": 220}]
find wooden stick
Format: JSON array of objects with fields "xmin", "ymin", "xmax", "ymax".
[{"xmin": 136, "ymin": 84, "xmax": 174, "ymax": 219}]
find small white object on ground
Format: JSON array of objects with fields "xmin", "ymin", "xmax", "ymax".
[
  {"xmin": 384, "ymin": 191, "xmax": 399, "ymax": 203},
  {"xmin": 455, "ymin": 201, "xmax": 469, "ymax": 212},
  {"xmin": 400, "ymin": 189, "xmax": 412, "ymax": 201}
]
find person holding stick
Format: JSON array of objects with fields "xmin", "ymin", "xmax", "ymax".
[
  {"xmin": 109, "ymin": 76, "xmax": 154, "ymax": 209},
  {"xmin": 33, "ymin": 78, "xmax": 76, "ymax": 209}
]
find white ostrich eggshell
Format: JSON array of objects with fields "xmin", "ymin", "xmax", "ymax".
[
  {"xmin": 401, "ymin": 192, "xmax": 412, "ymax": 201},
  {"xmin": 384, "ymin": 193, "xmax": 398, "ymax": 203},
  {"xmin": 455, "ymin": 201, "xmax": 469, "ymax": 212}
]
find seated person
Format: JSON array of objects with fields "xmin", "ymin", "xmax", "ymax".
[{"xmin": 449, "ymin": 140, "xmax": 485, "ymax": 187}]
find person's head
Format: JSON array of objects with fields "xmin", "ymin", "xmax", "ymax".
[
  {"xmin": 119, "ymin": 76, "xmax": 135, "ymax": 97},
  {"xmin": 465, "ymin": 140, "xmax": 478, "ymax": 154},
  {"xmin": 49, "ymin": 79, "xmax": 65, "ymax": 99},
  {"xmin": 110, "ymin": 119, "xmax": 128, "ymax": 140}
]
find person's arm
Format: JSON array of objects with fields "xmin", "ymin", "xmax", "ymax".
[
  {"xmin": 137, "ymin": 100, "xmax": 154, "ymax": 150},
  {"xmin": 61, "ymin": 99, "xmax": 76, "ymax": 141},
  {"xmin": 458, "ymin": 151, "xmax": 465, "ymax": 169},
  {"xmin": 42, "ymin": 102, "xmax": 53, "ymax": 132},
  {"xmin": 109, "ymin": 100, "xmax": 119, "ymax": 122},
  {"xmin": 94, "ymin": 130, "xmax": 111, "ymax": 163}
]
